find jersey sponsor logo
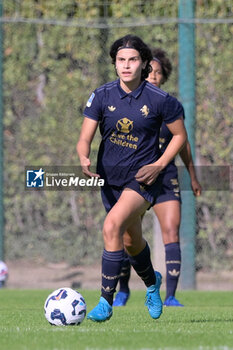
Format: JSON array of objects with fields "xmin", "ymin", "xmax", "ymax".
[
  {"xmin": 116, "ymin": 118, "xmax": 133, "ymax": 133},
  {"xmin": 140, "ymin": 105, "xmax": 149, "ymax": 117},
  {"xmin": 86, "ymin": 92, "xmax": 95, "ymax": 107},
  {"xmin": 110, "ymin": 118, "xmax": 139, "ymax": 150},
  {"xmin": 108, "ymin": 105, "xmax": 116, "ymax": 112},
  {"xmin": 110, "ymin": 131, "xmax": 138, "ymax": 150}
]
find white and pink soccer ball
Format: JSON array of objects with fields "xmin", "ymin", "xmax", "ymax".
[
  {"xmin": 0, "ymin": 261, "xmax": 8, "ymax": 287},
  {"xmin": 44, "ymin": 287, "xmax": 86, "ymax": 326}
]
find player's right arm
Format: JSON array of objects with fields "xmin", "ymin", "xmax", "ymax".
[{"xmin": 76, "ymin": 117, "xmax": 100, "ymax": 178}]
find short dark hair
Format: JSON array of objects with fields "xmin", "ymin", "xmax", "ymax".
[
  {"xmin": 151, "ymin": 48, "xmax": 172, "ymax": 83},
  {"xmin": 110, "ymin": 35, "xmax": 153, "ymax": 80}
]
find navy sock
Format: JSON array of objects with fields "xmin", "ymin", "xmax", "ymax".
[
  {"xmin": 101, "ymin": 249, "xmax": 125, "ymax": 306},
  {"xmin": 118, "ymin": 251, "xmax": 131, "ymax": 293},
  {"xmin": 165, "ymin": 242, "xmax": 181, "ymax": 299},
  {"xmin": 128, "ymin": 243, "xmax": 155, "ymax": 287}
]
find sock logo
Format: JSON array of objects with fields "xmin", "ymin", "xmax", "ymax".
[
  {"xmin": 168, "ymin": 269, "xmax": 180, "ymax": 277},
  {"xmin": 102, "ymin": 285, "xmax": 115, "ymax": 293},
  {"xmin": 102, "ymin": 273, "xmax": 120, "ymax": 280}
]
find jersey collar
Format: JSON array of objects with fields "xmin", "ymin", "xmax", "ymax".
[{"xmin": 117, "ymin": 79, "xmax": 146, "ymax": 99}]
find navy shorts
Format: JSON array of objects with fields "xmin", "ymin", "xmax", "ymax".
[
  {"xmin": 154, "ymin": 164, "xmax": 181, "ymax": 205},
  {"xmin": 101, "ymin": 175, "xmax": 164, "ymax": 213}
]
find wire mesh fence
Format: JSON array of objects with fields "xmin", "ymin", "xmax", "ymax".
[{"xmin": 1, "ymin": 1, "xmax": 233, "ymax": 276}]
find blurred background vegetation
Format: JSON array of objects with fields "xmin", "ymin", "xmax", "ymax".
[{"xmin": 2, "ymin": 0, "xmax": 233, "ymax": 271}]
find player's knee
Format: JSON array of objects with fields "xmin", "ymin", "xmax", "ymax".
[
  {"xmin": 103, "ymin": 217, "xmax": 121, "ymax": 242},
  {"xmin": 163, "ymin": 225, "xmax": 179, "ymax": 243}
]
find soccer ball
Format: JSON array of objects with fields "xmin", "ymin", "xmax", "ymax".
[
  {"xmin": 44, "ymin": 287, "xmax": 86, "ymax": 326},
  {"xmin": 0, "ymin": 261, "xmax": 8, "ymax": 287}
]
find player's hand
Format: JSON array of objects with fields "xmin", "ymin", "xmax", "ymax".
[
  {"xmin": 191, "ymin": 178, "xmax": 202, "ymax": 196},
  {"xmin": 80, "ymin": 157, "xmax": 100, "ymax": 178},
  {"xmin": 135, "ymin": 164, "xmax": 163, "ymax": 186}
]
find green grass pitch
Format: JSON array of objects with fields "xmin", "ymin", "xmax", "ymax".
[{"xmin": 0, "ymin": 289, "xmax": 233, "ymax": 350}]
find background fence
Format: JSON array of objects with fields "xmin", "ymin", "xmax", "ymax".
[{"xmin": 1, "ymin": 1, "xmax": 233, "ymax": 279}]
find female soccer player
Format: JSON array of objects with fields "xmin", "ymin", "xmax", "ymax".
[
  {"xmin": 113, "ymin": 48, "xmax": 202, "ymax": 308},
  {"xmin": 77, "ymin": 35, "xmax": 187, "ymax": 322}
]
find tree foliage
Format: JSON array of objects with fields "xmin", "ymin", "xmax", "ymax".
[{"xmin": 2, "ymin": 0, "xmax": 233, "ymax": 269}]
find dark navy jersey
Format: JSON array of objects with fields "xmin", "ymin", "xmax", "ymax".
[
  {"xmin": 159, "ymin": 122, "xmax": 175, "ymax": 167},
  {"xmin": 159, "ymin": 110, "xmax": 186, "ymax": 167},
  {"xmin": 84, "ymin": 79, "xmax": 184, "ymax": 186},
  {"xmin": 159, "ymin": 122, "xmax": 172, "ymax": 154}
]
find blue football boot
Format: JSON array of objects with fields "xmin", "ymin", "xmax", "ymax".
[
  {"xmin": 87, "ymin": 297, "xmax": 113, "ymax": 322},
  {"xmin": 145, "ymin": 271, "xmax": 163, "ymax": 319},
  {"xmin": 113, "ymin": 291, "xmax": 130, "ymax": 307},
  {"xmin": 164, "ymin": 296, "xmax": 184, "ymax": 307}
]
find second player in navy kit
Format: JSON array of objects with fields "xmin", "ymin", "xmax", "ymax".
[{"xmin": 77, "ymin": 35, "xmax": 187, "ymax": 322}]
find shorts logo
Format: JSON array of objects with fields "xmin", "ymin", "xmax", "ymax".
[
  {"xmin": 86, "ymin": 92, "xmax": 95, "ymax": 107},
  {"xmin": 116, "ymin": 118, "xmax": 133, "ymax": 133},
  {"xmin": 171, "ymin": 178, "xmax": 179, "ymax": 186},
  {"xmin": 26, "ymin": 168, "xmax": 45, "ymax": 188}
]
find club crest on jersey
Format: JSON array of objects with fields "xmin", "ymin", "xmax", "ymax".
[
  {"xmin": 86, "ymin": 92, "xmax": 95, "ymax": 107},
  {"xmin": 140, "ymin": 105, "xmax": 149, "ymax": 117},
  {"xmin": 116, "ymin": 118, "xmax": 133, "ymax": 133},
  {"xmin": 108, "ymin": 105, "xmax": 116, "ymax": 112}
]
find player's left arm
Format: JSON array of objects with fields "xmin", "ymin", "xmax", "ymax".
[
  {"xmin": 157, "ymin": 117, "xmax": 187, "ymax": 169},
  {"xmin": 179, "ymin": 140, "xmax": 202, "ymax": 196},
  {"xmin": 135, "ymin": 118, "xmax": 187, "ymax": 185}
]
